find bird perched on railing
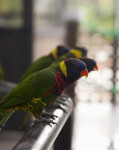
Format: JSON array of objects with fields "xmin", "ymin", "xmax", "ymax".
[
  {"xmin": 19, "ymin": 57, "xmax": 98, "ymax": 127},
  {"xmin": 64, "ymin": 58, "xmax": 98, "ymax": 99},
  {"xmin": 20, "ymin": 46, "xmax": 88, "ymax": 82},
  {"xmin": 0, "ymin": 46, "xmax": 88, "ymax": 128},
  {"xmin": 49, "ymin": 48, "xmax": 87, "ymax": 68},
  {"xmin": 20, "ymin": 45, "xmax": 70, "ymax": 82},
  {"xmin": 19, "ymin": 47, "xmax": 88, "ymax": 126},
  {"xmin": 0, "ymin": 58, "xmax": 88, "ymax": 128},
  {"xmin": 0, "ymin": 63, "xmax": 4, "ymax": 80},
  {"xmin": 80, "ymin": 58, "xmax": 98, "ymax": 72}
]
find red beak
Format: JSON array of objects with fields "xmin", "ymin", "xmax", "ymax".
[
  {"xmin": 81, "ymin": 69, "xmax": 88, "ymax": 79},
  {"xmin": 93, "ymin": 65, "xmax": 98, "ymax": 71}
]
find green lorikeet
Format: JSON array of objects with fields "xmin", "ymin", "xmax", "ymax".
[
  {"xmin": 19, "ymin": 47, "xmax": 88, "ymax": 126},
  {"xmin": 23, "ymin": 57, "xmax": 98, "ymax": 124},
  {"xmin": 20, "ymin": 45, "xmax": 70, "ymax": 82},
  {"xmin": 49, "ymin": 47, "xmax": 87, "ymax": 68},
  {"xmin": 80, "ymin": 58, "xmax": 98, "ymax": 72},
  {"xmin": 20, "ymin": 46, "xmax": 88, "ymax": 82},
  {"xmin": 0, "ymin": 47, "xmax": 88, "ymax": 127},
  {"xmin": 0, "ymin": 58, "xmax": 88, "ymax": 127},
  {"xmin": 64, "ymin": 57, "xmax": 98, "ymax": 99}
]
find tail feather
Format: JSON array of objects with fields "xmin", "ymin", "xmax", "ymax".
[{"xmin": 0, "ymin": 110, "xmax": 15, "ymax": 131}]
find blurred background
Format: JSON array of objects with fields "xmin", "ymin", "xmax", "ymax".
[{"xmin": 0, "ymin": 0, "xmax": 119, "ymax": 150}]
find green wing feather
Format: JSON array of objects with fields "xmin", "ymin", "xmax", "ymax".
[
  {"xmin": 49, "ymin": 52, "xmax": 79, "ymax": 70},
  {"xmin": 0, "ymin": 51, "xmax": 76, "ymax": 127},
  {"xmin": 50, "ymin": 52, "xmax": 75, "ymax": 67},
  {"xmin": 0, "ymin": 64, "xmax": 59, "ymax": 128},
  {"xmin": 0, "ymin": 68, "xmax": 56, "ymax": 112},
  {"xmin": 20, "ymin": 52, "xmax": 75, "ymax": 82}
]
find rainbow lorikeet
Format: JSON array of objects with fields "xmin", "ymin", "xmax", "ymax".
[
  {"xmin": 20, "ymin": 45, "xmax": 70, "ymax": 82},
  {"xmin": 80, "ymin": 58, "xmax": 98, "ymax": 72},
  {"xmin": 0, "ymin": 58, "xmax": 88, "ymax": 127},
  {"xmin": 48, "ymin": 47, "xmax": 88, "ymax": 68},
  {"xmin": 0, "ymin": 63, "xmax": 4, "ymax": 80},
  {"xmin": 18, "ymin": 47, "xmax": 88, "ymax": 126},
  {"xmin": 64, "ymin": 57, "xmax": 98, "ymax": 99},
  {"xmin": 22, "ymin": 57, "xmax": 98, "ymax": 124},
  {"xmin": 0, "ymin": 47, "xmax": 88, "ymax": 127},
  {"xmin": 20, "ymin": 46, "xmax": 88, "ymax": 82}
]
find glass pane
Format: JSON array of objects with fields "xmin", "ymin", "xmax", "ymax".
[{"xmin": 0, "ymin": 0, "xmax": 23, "ymax": 28}]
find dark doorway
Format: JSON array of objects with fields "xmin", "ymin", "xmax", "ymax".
[
  {"xmin": 0, "ymin": 0, "xmax": 33, "ymax": 130},
  {"xmin": 0, "ymin": 0, "xmax": 33, "ymax": 83}
]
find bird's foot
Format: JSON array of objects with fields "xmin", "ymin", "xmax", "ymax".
[
  {"xmin": 48, "ymin": 103, "xmax": 66, "ymax": 113},
  {"xmin": 59, "ymin": 95, "xmax": 70, "ymax": 102},
  {"xmin": 41, "ymin": 112, "xmax": 59, "ymax": 119},
  {"xmin": 33, "ymin": 117, "xmax": 57, "ymax": 126},
  {"xmin": 56, "ymin": 99, "xmax": 69, "ymax": 106}
]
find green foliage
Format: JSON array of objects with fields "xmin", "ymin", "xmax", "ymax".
[
  {"xmin": 67, "ymin": 0, "xmax": 117, "ymax": 38},
  {"xmin": 79, "ymin": 2, "xmax": 115, "ymax": 34},
  {"xmin": 0, "ymin": 0, "xmax": 23, "ymax": 27},
  {"xmin": 0, "ymin": 0, "xmax": 23, "ymax": 13}
]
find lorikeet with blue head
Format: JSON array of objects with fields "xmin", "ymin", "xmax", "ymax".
[
  {"xmin": 20, "ymin": 45, "xmax": 70, "ymax": 82},
  {"xmin": 20, "ymin": 57, "xmax": 98, "ymax": 126},
  {"xmin": 0, "ymin": 58, "xmax": 88, "ymax": 128},
  {"xmin": 20, "ymin": 46, "xmax": 88, "ymax": 82},
  {"xmin": 19, "ymin": 46, "xmax": 88, "ymax": 126},
  {"xmin": 47, "ymin": 47, "xmax": 88, "ymax": 69},
  {"xmin": 0, "ymin": 46, "xmax": 88, "ymax": 128},
  {"xmin": 80, "ymin": 58, "xmax": 98, "ymax": 72},
  {"xmin": 64, "ymin": 57, "xmax": 98, "ymax": 99}
]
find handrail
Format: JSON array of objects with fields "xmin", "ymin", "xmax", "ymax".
[
  {"xmin": 0, "ymin": 81, "xmax": 73, "ymax": 150},
  {"xmin": 12, "ymin": 95, "xmax": 73, "ymax": 150}
]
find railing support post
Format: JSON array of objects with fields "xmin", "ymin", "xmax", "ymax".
[{"xmin": 54, "ymin": 115, "xmax": 72, "ymax": 150}]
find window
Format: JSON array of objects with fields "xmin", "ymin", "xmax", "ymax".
[{"xmin": 0, "ymin": 0, "xmax": 23, "ymax": 28}]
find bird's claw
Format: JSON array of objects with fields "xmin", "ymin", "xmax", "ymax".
[
  {"xmin": 48, "ymin": 103, "xmax": 67, "ymax": 113},
  {"xmin": 59, "ymin": 95, "xmax": 70, "ymax": 102},
  {"xmin": 41, "ymin": 112, "xmax": 59, "ymax": 119},
  {"xmin": 55, "ymin": 99, "xmax": 68, "ymax": 106},
  {"xmin": 33, "ymin": 117, "xmax": 57, "ymax": 126}
]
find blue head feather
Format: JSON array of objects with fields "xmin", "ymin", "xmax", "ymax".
[
  {"xmin": 57, "ymin": 45, "xmax": 70, "ymax": 57},
  {"xmin": 80, "ymin": 58, "xmax": 97, "ymax": 72},
  {"xmin": 65, "ymin": 58, "xmax": 87, "ymax": 82}
]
